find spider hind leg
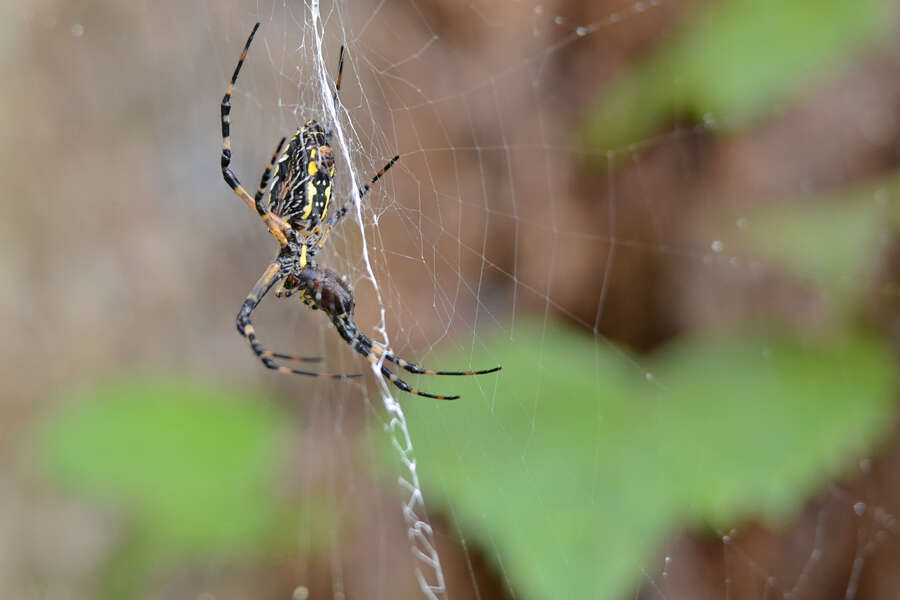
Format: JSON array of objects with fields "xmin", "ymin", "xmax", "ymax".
[
  {"xmin": 330, "ymin": 315, "xmax": 461, "ymax": 400},
  {"xmin": 237, "ymin": 263, "xmax": 360, "ymax": 379},
  {"xmin": 368, "ymin": 344, "xmax": 502, "ymax": 377}
]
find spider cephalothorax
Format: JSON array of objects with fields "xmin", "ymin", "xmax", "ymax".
[{"xmin": 221, "ymin": 23, "xmax": 500, "ymax": 399}]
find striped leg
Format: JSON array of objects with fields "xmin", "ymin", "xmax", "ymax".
[
  {"xmin": 266, "ymin": 352, "xmax": 321, "ymax": 363},
  {"xmin": 346, "ymin": 322, "xmax": 500, "ymax": 377},
  {"xmin": 369, "ymin": 343, "xmax": 501, "ymax": 377},
  {"xmin": 255, "ymin": 137, "xmax": 287, "ymax": 214},
  {"xmin": 221, "ymin": 23, "xmax": 291, "ymax": 245},
  {"xmin": 236, "ymin": 263, "xmax": 360, "ymax": 379},
  {"xmin": 322, "ymin": 155, "xmax": 401, "ymax": 237},
  {"xmin": 358, "ymin": 155, "xmax": 399, "ymax": 201},
  {"xmin": 330, "ymin": 315, "xmax": 461, "ymax": 400},
  {"xmin": 320, "ymin": 45, "xmax": 396, "ymax": 233},
  {"xmin": 220, "ymin": 23, "xmax": 261, "ymax": 214}
]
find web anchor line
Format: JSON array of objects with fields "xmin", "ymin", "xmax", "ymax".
[{"xmin": 307, "ymin": 1, "xmax": 449, "ymax": 598}]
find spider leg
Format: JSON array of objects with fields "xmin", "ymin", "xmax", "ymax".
[
  {"xmin": 346, "ymin": 323, "xmax": 500, "ymax": 376},
  {"xmin": 358, "ymin": 155, "xmax": 399, "ymax": 201},
  {"xmin": 324, "ymin": 45, "xmax": 345, "ymax": 139},
  {"xmin": 220, "ymin": 23, "xmax": 262, "ymax": 215},
  {"xmin": 237, "ymin": 263, "xmax": 361, "ymax": 379},
  {"xmin": 322, "ymin": 155, "xmax": 400, "ymax": 236},
  {"xmin": 368, "ymin": 343, "xmax": 502, "ymax": 377},
  {"xmin": 254, "ymin": 137, "xmax": 287, "ymax": 215},
  {"xmin": 267, "ymin": 353, "xmax": 322, "ymax": 363},
  {"xmin": 221, "ymin": 23, "xmax": 291, "ymax": 246},
  {"xmin": 330, "ymin": 314, "xmax": 460, "ymax": 400},
  {"xmin": 319, "ymin": 44, "xmax": 397, "ymax": 232},
  {"xmin": 333, "ymin": 45, "xmax": 344, "ymax": 104}
]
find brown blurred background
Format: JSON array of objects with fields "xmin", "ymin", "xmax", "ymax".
[{"xmin": 5, "ymin": 0, "xmax": 900, "ymax": 598}]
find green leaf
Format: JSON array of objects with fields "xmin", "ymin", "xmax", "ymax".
[
  {"xmin": 651, "ymin": 331, "xmax": 894, "ymax": 525},
  {"xmin": 718, "ymin": 171, "xmax": 900, "ymax": 315},
  {"xmin": 37, "ymin": 379, "xmax": 336, "ymax": 564},
  {"xmin": 581, "ymin": 0, "xmax": 889, "ymax": 156},
  {"xmin": 387, "ymin": 322, "xmax": 895, "ymax": 599}
]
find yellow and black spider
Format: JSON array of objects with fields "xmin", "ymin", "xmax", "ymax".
[{"xmin": 221, "ymin": 23, "xmax": 501, "ymax": 400}]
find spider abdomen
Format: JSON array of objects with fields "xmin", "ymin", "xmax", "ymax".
[{"xmin": 270, "ymin": 120, "xmax": 335, "ymax": 230}]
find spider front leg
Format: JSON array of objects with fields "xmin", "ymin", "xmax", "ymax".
[
  {"xmin": 321, "ymin": 155, "xmax": 401, "ymax": 239},
  {"xmin": 236, "ymin": 263, "xmax": 358, "ymax": 379},
  {"xmin": 221, "ymin": 22, "xmax": 292, "ymax": 246},
  {"xmin": 255, "ymin": 137, "xmax": 287, "ymax": 215}
]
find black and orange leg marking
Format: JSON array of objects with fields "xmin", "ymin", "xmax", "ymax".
[
  {"xmin": 255, "ymin": 137, "xmax": 287, "ymax": 214},
  {"xmin": 368, "ymin": 343, "xmax": 502, "ymax": 377},
  {"xmin": 348, "ymin": 323, "xmax": 500, "ymax": 377},
  {"xmin": 321, "ymin": 43, "xmax": 397, "ymax": 230},
  {"xmin": 236, "ymin": 263, "xmax": 360, "ymax": 379},
  {"xmin": 330, "ymin": 315, "xmax": 465, "ymax": 400},
  {"xmin": 358, "ymin": 155, "xmax": 399, "ymax": 200},
  {"xmin": 220, "ymin": 23, "xmax": 291, "ymax": 246},
  {"xmin": 324, "ymin": 155, "xmax": 401, "ymax": 233},
  {"xmin": 221, "ymin": 23, "xmax": 261, "ymax": 213},
  {"xmin": 267, "ymin": 352, "xmax": 322, "ymax": 363}
]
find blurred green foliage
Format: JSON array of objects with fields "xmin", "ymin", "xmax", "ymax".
[
  {"xmin": 386, "ymin": 166, "xmax": 900, "ymax": 599},
  {"xmin": 37, "ymin": 380, "xmax": 335, "ymax": 598},
  {"xmin": 388, "ymin": 170, "xmax": 900, "ymax": 600},
  {"xmin": 581, "ymin": 0, "xmax": 889, "ymax": 156},
  {"xmin": 390, "ymin": 321, "xmax": 895, "ymax": 600},
  {"xmin": 725, "ymin": 171, "xmax": 900, "ymax": 316},
  {"xmin": 35, "ymin": 163, "xmax": 900, "ymax": 599}
]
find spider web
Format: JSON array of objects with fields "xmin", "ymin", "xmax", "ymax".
[
  {"xmin": 10, "ymin": 0, "xmax": 900, "ymax": 597},
  {"xmin": 199, "ymin": 0, "xmax": 900, "ymax": 598},
  {"xmin": 215, "ymin": 2, "xmax": 657, "ymax": 595}
]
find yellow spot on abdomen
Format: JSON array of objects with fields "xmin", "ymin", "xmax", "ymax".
[
  {"xmin": 321, "ymin": 184, "xmax": 332, "ymax": 219},
  {"xmin": 302, "ymin": 181, "xmax": 317, "ymax": 218}
]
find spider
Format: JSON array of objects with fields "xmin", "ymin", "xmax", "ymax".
[{"xmin": 221, "ymin": 23, "xmax": 501, "ymax": 400}]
